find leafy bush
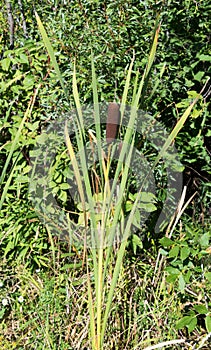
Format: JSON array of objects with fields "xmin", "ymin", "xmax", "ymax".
[{"xmin": 160, "ymin": 219, "xmax": 211, "ymax": 334}]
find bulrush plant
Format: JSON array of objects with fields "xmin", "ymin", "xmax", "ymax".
[{"xmin": 35, "ymin": 13, "xmax": 204, "ymax": 349}]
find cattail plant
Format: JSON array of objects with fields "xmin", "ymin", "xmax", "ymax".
[{"xmin": 35, "ymin": 12, "xmax": 203, "ymax": 350}]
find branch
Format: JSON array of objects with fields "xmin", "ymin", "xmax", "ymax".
[
  {"xmin": 5, "ymin": 0, "xmax": 14, "ymax": 49},
  {"xmin": 18, "ymin": 0, "xmax": 28, "ymax": 37}
]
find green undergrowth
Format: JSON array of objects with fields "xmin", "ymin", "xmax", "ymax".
[
  {"xmin": 0, "ymin": 1, "xmax": 210, "ymax": 349},
  {"xmin": 0, "ymin": 219, "xmax": 210, "ymax": 349}
]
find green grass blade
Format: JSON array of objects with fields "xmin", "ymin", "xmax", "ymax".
[
  {"xmin": 131, "ymin": 69, "xmax": 140, "ymax": 105},
  {"xmin": 72, "ymin": 61, "xmax": 86, "ymax": 135},
  {"xmin": 146, "ymin": 22, "xmax": 160, "ymax": 77},
  {"xmin": 120, "ymin": 53, "xmax": 135, "ymax": 119},
  {"xmin": 153, "ymin": 94, "xmax": 201, "ymax": 168},
  {"xmin": 35, "ymin": 11, "xmax": 68, "ymax": 98},
  {"xmin": 147, "ymin": 62, "xmax": 166, "ymax": 102},
  {"xmin": 100, "ymin": 138, "xmax": 135, "ymax": 345},
  {"xmin": 91, "ymin": 54, "xmax": 103, "ymax": 182},
  {"xmin": 72, "ymin": 64, "xmax": 99, "ymax": 246},
  {"xmin": 103, "ymin": 133, "xmax": 136, "ymax": 273},
  {"xmin": 101, "ymin": 21, "xmax": 161, "ymax": 345},
  {"xmin": 101, "ymin": 22, "xmax": 160, "ymax": 273},
  {"xmin": 125, "ymin": 93, "xmax": 202, "ymax": 244},
  {"xmin": 45, "ymin": 225, "xmax": 56, "ymax": 270},
  {"xmin": 64, "ymin": 121, "xmax": 88, "ymax": 226},
  {"xmin": 136, "ymin": 21, "xmax": 160, "ymax": 107},
  {"xmin": 107, "ymin": 21, "xmax": 160, "ymax": 208},
  {"xmin": 86, "ymin": 262, "xmax": 97, "ymax": 350},
  {"xmin": 0, "ymin": 153, "xmax": 20, "ymax": 210},
  {"xmin": 0, "ymin": 86, "xmax": 40, "ymax": 189}
]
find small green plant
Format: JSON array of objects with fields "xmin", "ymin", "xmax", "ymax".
[{"xmin": 158, "ymin": 219, "xmax": 211, "ymax": 335}]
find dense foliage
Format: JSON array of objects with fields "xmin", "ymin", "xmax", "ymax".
[{"xmin": 0, "ymin": 0, "xmax": 210, "ymax": 349}]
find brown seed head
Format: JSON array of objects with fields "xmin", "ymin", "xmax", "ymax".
[{"xmin": 106, "ymin": 102, "xmax": 120, "ymax": 143}]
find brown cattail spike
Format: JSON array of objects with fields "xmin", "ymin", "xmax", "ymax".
[{"xmin": 106, "ymin": 102, "xmax": 120, "ymax": 144}]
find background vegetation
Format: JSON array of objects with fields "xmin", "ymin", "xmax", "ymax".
[{"xmin": 0, "ymin": 0, "xmax": 210, "ymax": 349}]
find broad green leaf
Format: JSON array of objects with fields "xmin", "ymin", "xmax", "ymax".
[
  {"xmin": 187, "ymin": 316, "xmax": 197, "ymax": 333},
  {"xmin": 205, "ymin": 272, "xmax": 211, "ymax": 282},
  {"xmin": 15, "ymin": 175, "xmax": 29, "ymax": 183},
  {"xmin": 180, "ymin": 246, "xmax": 190, "ymax": 261},
  {"xmin": 132, "ymin": 234, "xmax": 143, "ymax": 254},
  {"xmin": 17, "ymin": 53, "xmax": 29, "ymax": 64},
  {"xmin": 191, "ymin": 109, "xmax": 202, "ymax": 118},
  {"xmin": 194, "ymin": 305, "xmax": 208, "ymax": 314},
  {"xmin": 198, "ymin": 54, "xmax": 211, "ymax": 61},
  {"xmin": 23, "ymin": 75, "xmax": 35, "ymax": 89},
  {"xmin": 188, "ymin": 90, "xmax": 201, "ymax": 99},
  {"xmin": 52, "ymin": 186, "xmax": 59, "ymax": 194},
  {"xmin": 36, "ymin": 133, "xmax": 48, "ymax": 144},
  {"xmin": 125, "ymin": 201, "xmax": 133, "ymax": 212},
  {"xmin": 206, "ymin": 130, "xmax": 211, "ymax": 137},
  {"xmin": 169, "ymin": 245, "xmax": 179, "ymax": 258},
  {"xmin": 59, "ymin": 183, "xmax": 70, "ymax": 190},
  {"xmin": 199, "ymin": 233, "xmax": 210, "ymax": 248},
  {"xmin": 205, "ymin": 315, "xmax": 211, "ymax": 332},
  {"xmin": 165, "ymin": 266, "xmax": 180, "ymax": 275},
  {"xmin": 58, "ymin": 191, "xmax": 67, "ymax": 202},
  {"xmin": 139, "ymin": 202, "xmax": 157, "ymax": 212},
  {"xmin": 159, "ymin": 248, "xmax": 168, "ymax": 256},
  {"xmin": 176, "ymin": 101, "xmax": 189, "ymax": 108},
  {"xmin": 176, "ymin": 315, "xmax": 195, "ymax": 330},
  {"xmin": 139, "ymin": 192, "xmax": 156, "ymax": 202},
  {"xmin": 77, "ymin": 202, "xmax": 89, "ymax": 212},
  {"xmin": 1, "ymin": 57, "xmax": 11, "ymax": 71},
  {"xmin": 178, "ymin": 274, "xmax": 186, "ymax": 292},
  {"xmin": 49, "ymin": 181, "xmax": 56, "ymax": 188},
  {"xmin": 194, "ymin": 71, "xmax": 205, "ymax": 82},
  {"xmin": 166, "ymin": 272, "xmax": 178, "ymax": 283},
  {"xmin": 132, "ymin": 210, "xmax": 141, "ymax": 228},
  {"xmin": 159, "ymin": 237, "xmax": 174, "ymax": 247}
]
